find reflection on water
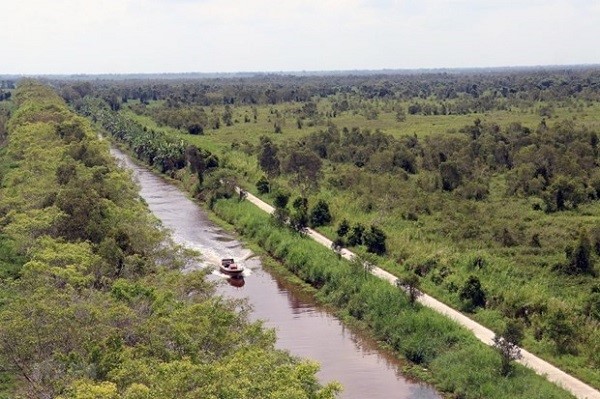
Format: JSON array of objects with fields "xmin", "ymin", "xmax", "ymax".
[
  {"xmin": 111, "ymin": 147, "xmax": 440, "ymax": 399},
  {"xmin": 227, "ymin": 275, "xmax": 246, "ymax": 288}
]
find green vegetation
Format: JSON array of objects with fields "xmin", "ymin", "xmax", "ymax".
[
  {"xmin": 0, "ymin": 82, "xmax": 339, "ymax": 398},
  {"xmin": 209, "ymin": 197, "xmax": 572, "ymax": 398},
  {"xmin": 64, "ymin": 68, "xmax": 600, "ymax": 393}
]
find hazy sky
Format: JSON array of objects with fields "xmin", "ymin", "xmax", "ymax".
[{"xmin": 4, "ymin": 0, "xmax": 600, "ymax": 74}]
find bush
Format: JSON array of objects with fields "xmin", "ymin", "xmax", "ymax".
[
  {"xmin": 309, "ymin": 199, "xmax": 332, "ymax": 228},
  {"xmin": 347, "ymin": 223, "xmax": 365, "ymax": 246},
  {"xmin": 256, "ymin": 176, "xmax": 270, "ymax": 194},
  {"xmin": 459, "ymin": 276, "xmax": 486, "ymax": 312},
  {"xmin": 364, "ymin": 225, "xmax": 387, "ymax": 255},
  {"xmin": 336, "ymin": 219, "xmax": 350, "ymax": 237}
]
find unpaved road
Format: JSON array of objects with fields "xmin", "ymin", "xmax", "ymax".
[{"xmin": 238, "ymin": 188, "xmax": 600, "ymax": 399}]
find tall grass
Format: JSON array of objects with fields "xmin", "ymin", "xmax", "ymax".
[{"xmin": 212, "ymin": 198, "xmax": 574, "ymax": 399}]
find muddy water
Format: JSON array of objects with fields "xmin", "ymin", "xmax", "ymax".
[{"xmin": 111, "ymin": 148, "xmax": 440, "ymax": 399}]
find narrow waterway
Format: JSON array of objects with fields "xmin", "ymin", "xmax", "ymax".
[{"xmin": 111, "ymin": 147, "xmax": 440, "ymax": 399}]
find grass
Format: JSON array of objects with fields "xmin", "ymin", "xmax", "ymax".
[{"xmin": 127, "ymin": 98, "xmax": 600, "ymax": 147}]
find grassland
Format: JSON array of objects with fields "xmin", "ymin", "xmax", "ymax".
[{"xmin": 126, "ymin": 99, "xmax": 600, "ymax": 150}]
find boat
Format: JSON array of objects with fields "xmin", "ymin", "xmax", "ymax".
[{"xmin": 220, "ymin": 258, "xmax": 244, "ymax": 276}]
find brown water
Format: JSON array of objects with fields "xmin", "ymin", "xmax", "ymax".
[{"xmin": 111, "ymin": 148, "xmax": 440, "ymax": 399}]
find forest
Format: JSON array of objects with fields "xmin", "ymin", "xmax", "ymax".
[{"xmin": 1, "ymin": 67, "xmax": 600, "ymax": 398}]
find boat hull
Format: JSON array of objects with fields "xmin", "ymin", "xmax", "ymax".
[{"xmin": 220, "ymin": 265, "xmax": 244, "ymax": 275}]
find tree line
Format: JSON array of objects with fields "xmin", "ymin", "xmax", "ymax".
[{"xmin": 55, "ymin": 67, "xmax": 600, "ymax": 109}]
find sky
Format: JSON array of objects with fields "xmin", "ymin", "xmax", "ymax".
[{"xmin": 3, "ymin": 0, "xmax": 600, "ymax": 74}]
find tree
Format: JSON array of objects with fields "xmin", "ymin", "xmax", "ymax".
[
  {"xmin": 439, "ymin": 161, "xmax": 461, "ymax": 191},
  {"xmin": 363, "ymin": 225, "xmax": 387, "ymax": 255},
  {"xmin": 347, "ymin": 223, "xmax": 365, "ymax": 246},
  {"xmin": 396, "ymin": 273, "xmax": 421, "ymax": 304},
  {"xmin": 274, "ymin": 120, "xmax": 283, "ymax": 133},
  {"xmin": 290, "ymin": 196, "xmax": 309, "ymax": 232},
  {"xmin": 222, "ymin": 105, "xmax": 233, "ymax": 126},
  {"xmin": 258, "ymin": 136, "xmax": 280, "ymax": 178},
  {"xmin": 583, "ymin": 289, "xmax": 600, "ymax": 322},
  {"xmin": 273, "ymin": 191, "xmax": 290, "ymax": 209},
  {"xmin": 57, "ymin": 381, "xmax": 119, "ymax": 399},
  {"xmin": 185, "ymin": 145, "xmax": 207, "ymax": 181},
  {"xmin": 238, "ymin": 188, "xmax": 247, "ymax": 202},
  {"xmin": 557, "ymin": 231, "xmax": 595, "ymax": 275},
  {"xmin": 281, "ymin": 149, "xmax": 322, "ymax": 195},
  {"xmin": 545, "ymin": 307, "xmax": 576, "ymax": 354},
  {"xmin": 395, "ymin": 106, "xmax": 406, "ymax": 122},
  {"xmin": 256, "ymin": 176, "xmax": 270, "ymax": 194},
  {"xmin": 544, "ymin": 175, "xmax": 586, "ymax": 212},
  {"xmin": 187, "ymin": 123, "xmax": 204, "ymax": 135},
  {"xmin": 272, "ymin": 190, "xmax": 290, "ymax": 225},
  {"xmin": 459, "ymin": 275, "xmax": 486, "ymax": 312},
  {"xmin": 569, "ymin": 231, "xmax": 594, "ymax": 275},
  {"xmin": 309, "ymin": 199, "xmax": 332, "ymax": 228},
  {"xmin": 350, "ymin": 255, "xmax": 373, "ymax": 278},
  {"xmin": 493, "ymin": 320, "xmax": 523, "ymax": 376},
  {"xmin": 331, "ymin": 237, "xmax": 345, "ymax": 258},
  {"xmin": 336, "ymin": 219, "xmax": 350, "ymax": 238},
  {"xmin": 300, "ymin": 101, "xmax": 318, "ymax": 118}
]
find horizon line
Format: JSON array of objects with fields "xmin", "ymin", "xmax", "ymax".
[{"xmin": 2, "ymin": 63, "xmax": 600, "ymax": 79}]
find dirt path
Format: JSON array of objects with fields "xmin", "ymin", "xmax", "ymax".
[{"xmin": 239, "ymin": 188, "xmax": 600, "ymax": 399}]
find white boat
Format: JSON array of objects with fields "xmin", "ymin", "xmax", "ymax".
[{"xmin": 220, "ymin": 258, "xmax": 244, "ymax": 276}]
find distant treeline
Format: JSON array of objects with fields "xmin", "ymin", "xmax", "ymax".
[{"xmin": 53, "ymin": 67, "xmax": 600, "ymax": 108}]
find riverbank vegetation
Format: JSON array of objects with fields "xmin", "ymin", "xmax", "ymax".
[
  {"xmin": 0, "ymin": 81, "xmax": 340, "ymax": 398},
  {"xmin": 63, "ymin": 67, "xmax": 600, "ymax": 390},
  {"xmin": 211, "ymin": 197, "xmax": 573, "ymax": 398}
]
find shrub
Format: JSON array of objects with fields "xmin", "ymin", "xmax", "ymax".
[
  {"xmin": 459, "ymin": 276, "xmax": 486, "ymax": 312},
  {"xmin": 309, "ymin": 199, "xmax": 332, "ymax": 228},
  {"xmin": 364, "ymin": 225, "xmax": 387, "ymax": 255},
  {"xmin": 256, "ymin": 176, "xmax": 270, "ymax": 194},
  {"xmin": 347, "ymin": 223, "xmax": 365, "ymax": 246},
  {"xmin": 336, "ymin": 219, "xmax": 350, "ymax": 237}
]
